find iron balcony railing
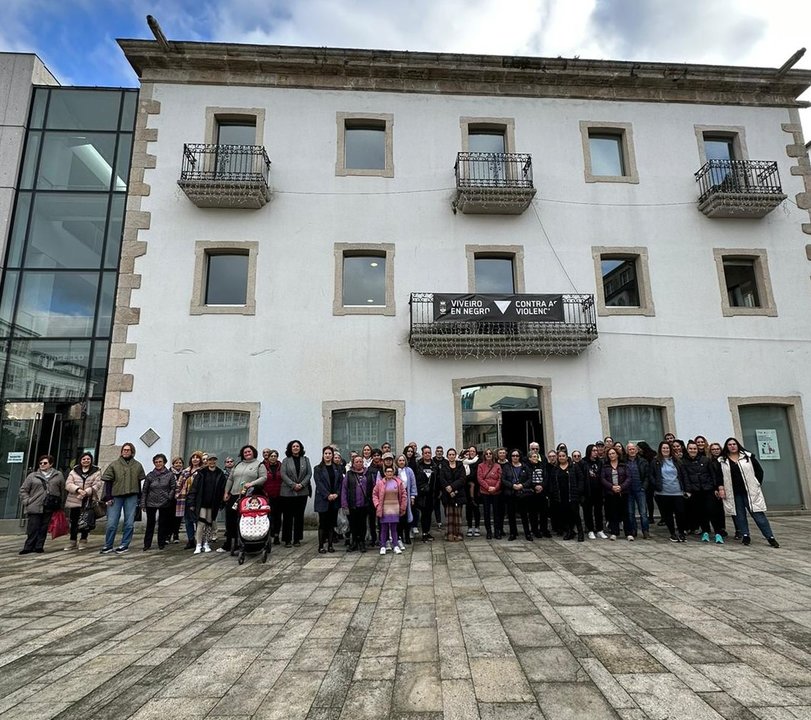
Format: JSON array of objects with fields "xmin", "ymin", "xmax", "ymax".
[
  {"xmin": 455, "ymin": 152, "xmax": 534, "ymax": 189},
  {"xmin": 180, "ymin": 143, "xmax": 271, "ymax": 185},
  {"xmin": 409, "ymin": 293, "xmax": 597, "ymax": 357},
  {"xmin": 695, "ymin": 159, "xmax": 783, "ymax": 204}
]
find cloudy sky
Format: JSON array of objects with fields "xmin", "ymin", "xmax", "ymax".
[{"xmin": 3, "ymin": 0, "xmax": 810, "ymax": 131}]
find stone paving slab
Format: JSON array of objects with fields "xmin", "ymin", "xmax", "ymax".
[{"xmin": 0, "ymin": 516, "xmax": 810, "ymax": 718}]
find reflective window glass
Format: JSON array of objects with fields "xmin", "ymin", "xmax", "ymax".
[
  {"xmin": 120, "ymin": 91, "xmax": 137, "ymax": 131},
  {"xmin": 332, "ymin": 409, "xmax": 395, "ymax": 451},
  {"xmin": 6, "ymin": 193, "xmax": 31, "ymax": 268},
  {"xmin": 45, "ymin": 89, "xmax": 121, "ymax": 131},
  {"xmin": 608, "ymin": 406, "xmax": 664, "ymax": 446},
  {"xmin": 184, "ymin": 410, "xmax": 250, "ymax": 461},
  {"xmin": 89, "ymin": 341, "xmax": 109, "ymax": 396},
  {"xmin": 2, "ymin": 339, "xmax": 91, "ymax": 401},
  {"xmin": 474, "ymin": 257, "xmax": 514, "ymax": 293},
  {"xmin": 345, "ymin": 124, "xmax": 385, "ymax": 170},
  {"xmin": 95, "ymin": 272, "xmax": 117, "ymax": 336},
  {"xmin": 33, "ymin": 132, "xmax": 118, "ymax": 191},
  {"xmin": 0, "ymin": 272, "xmax": 19, "ymax": 337},
  {"xmin": 19, "ymin": 132, "xmax": 41, "ymax": 189},
  {"xmin": 206, "ymin": 254, "xmax": 248, "ymax": 305},
  {"xmin": 24, "ymin": 193, "xmax": 108, "ymax": 269},
  {"xmin": 104, "ymin": 195, "xmax": 126, "ymax": 269},
  {"xmin": 217, "ymin": 122, "xmax": 256, "ymax": 146},
  {"xmin": 30, "ymin": 88, "xmax": 48, "ymax": 129},
  {"xmin": 704, "ymin": 136, "xmax": 735, "ymax": 162},
  {"xmin": 601, "ymin": 257, "xmax": 640, "ymax": 307},
  {"xmin": 589, "ymin": 133, "xmax": 625, "ymax": 176},
  {"xmin": 15, "ymin": 272, "xmax": 99, "ymax": 337},
  {"xmin": 113, "ymin": 134, "xmax": 132, "ymax": 191},
  {"xmin": 342, "ymin": 254, "xmax": 386, "ymax": 306},
  {"xmin": 468, "ymin": 131, "xmax": 505, "ymax": 154}
]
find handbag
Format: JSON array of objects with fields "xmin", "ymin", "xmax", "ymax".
[
  {"xmin": 78, "ymin": 503, "xmax": 97, "ymax": 532},
  {"xmin": 48, "ymin": 510, "xmax": 69, "ymax": 539},
  {"xmin": 39, "ymin": 479, "xmax": 62, "ymax": 512},
  {"xmin": 93, "ymin": 500, "xmax": 107, "ymax": 518}
]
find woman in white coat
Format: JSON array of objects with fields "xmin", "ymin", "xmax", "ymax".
[{"xmin": 717, "ymin": 437, "xmax": 779, "ymax": 548}]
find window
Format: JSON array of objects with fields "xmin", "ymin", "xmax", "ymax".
[
  {"xmin": 694, "ymin": 125, "xmax": 747, "ymax": 166},
  {"xmin": 205, "ymin": 254, "xmax": 249, "ymax": 305},
  {"xmin": 580, "ymin": 121, "xmax": 639, "ymax": 183},
  {"xmin": 704, "ymin": 135, "xmax": 735, "ymax": 162},
  {"xmin": 172, "ymin": 402, "xmax": 260, "ymax": 462},
  {"xmin": 466, "ymin": 245, "xmax": 525, "ymax": 293},
  {"xmin": 333, "ymin": 243, "xmax": 395, "ymax": 316},
  {"xmin": 713, "ymin": 249, "xmax": 776, "ymax": 317},
  {"xmin": 217, "ymin": 122, "xmax": 256, "ymax": 146},
  {"xmin": 203, "ymin": 107, "xmax": 265, "ymax": 147},
  {"xmin": 336, "ymin": 113, "xmax": 393, "ymax": 177},
  {"xmin": 323, "ymin": 400, "xmax": 405, "ymax": 451},
  {"xmin": 190, "ymin": 241, "xmax": 258, "ymax": 315},
  {"xmin": 468, "ymin": 130, "xmax": 506, "ymax": 154},
  {"xmin": 592, "ymin": 247, "xmax": 654, "ymax": 316},
  {"xmin": 216, "ymin": 120, "xmax": 258, "ymax": 176},
  {"xmin": 599, "ymin": 398, "xmax": 676, "ymax": 446}
]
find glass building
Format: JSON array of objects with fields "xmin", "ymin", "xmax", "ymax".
[{"xmin": 0, "ymin": 87, "xmax": 136, "ymax": 520}]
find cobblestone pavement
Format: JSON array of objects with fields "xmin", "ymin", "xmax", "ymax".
[{"xmin": 1, "ymin": 516, "xmax": 811, "ymax": 719}]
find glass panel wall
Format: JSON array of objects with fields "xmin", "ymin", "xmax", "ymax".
[
  {"xmin": 0, "ymin": 87, "xmax": 137, "ymax": 518},
  {"xmin": 183, "ymin": 411, "xmax": 250, "ymax": 462}
]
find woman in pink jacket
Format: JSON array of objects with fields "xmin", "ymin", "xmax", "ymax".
[
  {"xmin": 477, "ymin": 448, "xmax": 503, "ymax": 539},
  {"xmin": 373, "ymin": 465, "xmax": 407, "ymax": 556}
]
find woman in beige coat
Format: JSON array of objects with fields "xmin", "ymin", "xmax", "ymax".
[
  {"xmin": 64, "ymin": 452, "xmax": 103, "ymax": 550},
  {"xmin": 717, "ymin": 438, "xmax": 779, "ymax": 548}
]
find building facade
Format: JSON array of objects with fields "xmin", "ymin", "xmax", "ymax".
[
  {"xmin": 95, "ymin": 39, "xmax": 811, "ymax": 511},
  {"xmin": 0, "ymin": 53, "xmax": 136, "ymax": 526}
]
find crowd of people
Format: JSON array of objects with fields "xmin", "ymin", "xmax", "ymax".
[{"xmin": 17, "ymin": 432, "xmax": 781, "ymax": 556}]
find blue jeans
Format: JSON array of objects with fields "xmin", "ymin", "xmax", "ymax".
[
  {"xmin": 184, "ymin": 507, "xmax": 196, "ymax": 542},
  {"xmin": 734, "ymin": 492, "xmax": 774, "ymax": 539},
  {"xmin": 104, "ymin": 494, "xmax": 138, "ymax": 549},
  {"xmin": 626, "ymin": 488, "xmax": 650, "ymax": 535}
]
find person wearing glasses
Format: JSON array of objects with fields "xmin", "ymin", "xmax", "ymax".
[
  {"xmin": 19, "ymin": 455, "xmax": 66, "ymax": 555},
  {"xmin": 100, "ymin": 443, "xmax": 146, "ymax": 555},
  {"xmin": 503, "ymin": 449, "xmax": 532, "ymax": 541}
]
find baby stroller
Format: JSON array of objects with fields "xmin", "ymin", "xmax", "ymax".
[{"xmin": 236, "ymin": 490, "xmax": 272, "ymax": 565}]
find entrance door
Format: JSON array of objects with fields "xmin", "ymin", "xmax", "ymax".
[
  {"xmin": 461, "ymin": 384, "xmax": 543, "ymax": 452},
  {"xmin": 0, "ymin": 402, "xmax": 82, "ymax": 519},
  {"xmin": 739, "ymin": 405, "xmax": 803, "ymax": 509}
]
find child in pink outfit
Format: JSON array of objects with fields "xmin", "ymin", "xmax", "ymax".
[{"xmin": 373, "ymin": 466, "xmax": 407, "ymax": 554}]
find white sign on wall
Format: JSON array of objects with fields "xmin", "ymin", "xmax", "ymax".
[
  {"xmin": 7, "ymin": 452, "xmax": 24, "ymax": 464},
  {"xmin": 756, "ymin": 429, "xmax": 780, "ymax": 460}
]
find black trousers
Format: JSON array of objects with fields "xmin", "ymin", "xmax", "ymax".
[
  {"xmin": 23, "ymin": 512, "xmax": 52, "ymax": 552},
  {"xmin": 656, "ymin": 494, "xmax": 687, "ymax": 537},
  {"xmin": 397, "ymin": 513, "xmax": 412, "ymax": 543},
  {"xmin": 68, "ymin": 506, "xmax": 90, "ymax": 542},
  {"xmin": 281, "ymin": 495, "xmax": 307, "ymax": 543},
  {"xmin": 690, "ymin": 490, "xmax": 722, "ymax": 535},
  {"xmin": 582, "ymin": 494, "xmax": 604, "ymax": 534},
  {"xmin": 528, "ymin": 492, "xmax": 549, "ymax": 536},
  {"xmin": 465, "ymin": 497, "xmax": 481, "ymax": 529},
  {"xmin": 143, "ymin": 506, "xmax": 173, "ymax": 549},
  {"xmin": 604, "ymin": 493, "xmax": 626, "ymax": 536},
  {"xmin": 548, "ymin": 498, "xmax": 564, "ymax": 534},
  {"xmin": 348, "ymin": 508, "xmax": 368, "ymax": 546},
  {"xmin": 368, "ymin": 504, "xmax": 379, "ymax": 542},
  {"xmin": 318, "ymin": 509, "xmax": 339, "ymax": 546},
  {"xmin": 482, "ymin": 495, "xmax": 504, "ymax": 536},
  {"xmin": 506, "ymin": 495, "xmax": 531, "ymax": 538},
  {"xmin": 562, "ymin": 500, "xmax": 583, "ymax": 535}
]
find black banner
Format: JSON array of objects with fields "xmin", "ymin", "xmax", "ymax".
[{"xmin": 432, "ymin": 294, "xmax": 564, "ymax": 322}]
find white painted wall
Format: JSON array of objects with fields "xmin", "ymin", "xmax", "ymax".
[{"xmin": 120, "ymin": 82, "xmax": 811, "ymax": 500}]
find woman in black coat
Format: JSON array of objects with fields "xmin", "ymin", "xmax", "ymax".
[
  {"xmin": 313, "ymin": 446, "xmax": 344, "ymax": 553},
  {"xmin": 438, "ymin": 448, "xmax": 466, "ymax": 541},
  {"xmin": 552, "ymin": 450, "xmax": 584, "ymax": 541},
  {"xmin": 502, "ymin": 449, "xmax": 533, "ymax": 541}
]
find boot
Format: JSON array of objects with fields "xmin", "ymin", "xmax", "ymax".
[
  {"xmin": 359, "ymin": 540, "xmax": 367, "ymax": 553},
  {"xmin": 318, "ymin": 528, "xmax": 327, "ymax": 554}
]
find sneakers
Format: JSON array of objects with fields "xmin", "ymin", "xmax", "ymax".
[
  {"xmin": 669, "ymin": 535, "xmax": 679, "ymax": 543},
  {"xmin": 64, "ymin": 542, "xmax": 77, "ymax": 551},
  {"xmin": 768, "ymin": 537, "xmax": 780, "ymax": 548},
  {"xmin": 114, "ymin": 546, "xmax": 129, "ymax": 555},
  {"xmin": 587, "ymin": 531, "xmax": 596, "ymax": 540},
  {"xmin": 609, "ymin": 534, "xmax": 617, "ymax": 541},
  {"xmin": 466, "ymin": 528, "xmax": 474, "ymax": 537},
  {"xmin": 397, "ymin": 539, "xmax": 405, "ymax": 551},
  {"xmin": 714, "ymin": 534, "xmax": 724, "ymax": 544},
  {"xmin": 422, "ymin": 533, "xmax": 434, "ymax": 542},
  {"xmin": 77, "ymin": 540, "xmax": 87, "ymax": 551},
  {"xmin": 626, "ymin": 535, "xmax": 635, "ymax": 542},
  {"xmin": 678, "ymin": 534, "xmax": 686, "ymax": 543},
  {"xmin": 194, "ymin": 544, "xmax": 203, "ymax": 554},
  {"xmin": 597, "ymin": 531, "xmax": 608, "ymax": 539},
  {"xmin": 393, "ymin": 546, "xmax": 402, "ymax": 555},
  {"xmin": 742, "ymin": 535, "xmax": 751, "ymax": 546},
  {"xmin": 99, "ymin": 546, "xmax": 114, "ymax": 555},
  {"xmin": 216, "ymin": 547, "xmax": 226, "ymax": 553},
  {"xmin": 473, "ymin": 528, "xmax": 481, "ymax": 537},
  {"xmin": 203, "ymin": 543, "xmax": 212, "ymax": 553},
  {"xmin": 379, "ymin": 546, "xmax": 387, "ymax": 555},
  {"xmin": 701, "ymin": 532, "xmax": 710, "ymax": 543}
]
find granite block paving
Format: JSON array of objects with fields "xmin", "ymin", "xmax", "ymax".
[{"xmin": 0, "ymin": 515, "xmax": 809, "ymax": 718}]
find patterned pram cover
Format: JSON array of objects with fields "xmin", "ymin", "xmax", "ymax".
[{"xmin": 238, "ymin": 494, "xmax": 271, "ymax": 543}]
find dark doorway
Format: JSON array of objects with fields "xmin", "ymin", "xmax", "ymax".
[{"xmin": 501, "ymin": 410, "xmax": 543, "ymax": 454}]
